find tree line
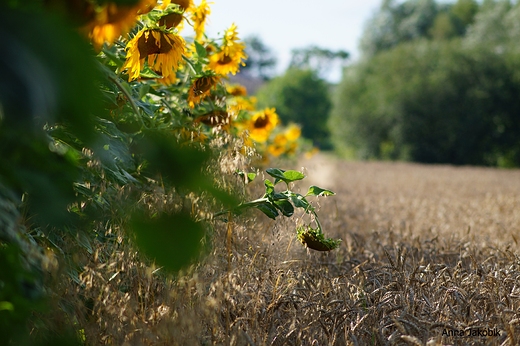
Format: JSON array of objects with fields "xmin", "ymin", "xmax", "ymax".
[{"xmin": 330, "ymin": 0, "xmax": 520, "ymax": 166}]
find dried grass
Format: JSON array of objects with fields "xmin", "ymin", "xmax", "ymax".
[{"xmin": 45, "ymin": 154, "xmax": 520, "ymax": 345}]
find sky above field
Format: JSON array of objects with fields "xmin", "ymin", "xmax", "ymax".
[{"xmin": 203, "ymin": 0, "xmax": 383, "ymax": 82}]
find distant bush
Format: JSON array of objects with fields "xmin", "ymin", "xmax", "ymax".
[{"xmin": 256, "ymin": 68, "xmax": 332, "ymax": 149}]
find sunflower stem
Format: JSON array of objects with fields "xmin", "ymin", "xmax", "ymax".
[
  {"xmin": 106, "ymin": 72, "xmax": 147, "ymax": 129},
  {"xmin": 213, "ymin": 197, "xmax": 270, "ymax": 218},
  {"xmin": 183, "ymin": 55, "xmax": 198, "ymax": 75}
]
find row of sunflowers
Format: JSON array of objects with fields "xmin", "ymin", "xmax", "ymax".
[
  {"xmin": 80, "ymin": 0, "xmax": 307, "ymax": 161},
  {"xmin": 0, "ymin": 2, "xmax": 334, "ymax": 342}
]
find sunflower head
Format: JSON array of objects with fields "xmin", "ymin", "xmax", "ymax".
[
  {"xmin": 137, "ymin": 30, "xmax": 176, "ymax": 55},
  {"xmin": 208, "ymin": 23, "xmax": 247, "ymax": 75},
  {"xmin": 226, "ymin": 84, "xmax": 247, "ymax": 97},
  {"xmin": 187, "ymin": 74, "xmax": 221, "ymax": 107},
  {"xmin": 284, "ymin": 124, "xmax": 301, "ymax": 142},
  {"xmin": 248, "ymin": 108, "xmax": 279, "ymax": 143},
  {"xmin": 159, "ymin": 12, "xmax": 184, "ymax": 29},
  {"xmin": 267, "ymin": 134, "xmax": 288, "ymax": 157},
  {"xmin": 191, "ymin": 0, "xmax": 212, "ymax": 41},
  {"xmin": 193, "ymin": 110, "xmax": 230, "ymax": 127},
  {"xmin": 122, "ymin": 29, "xmax": 185, "ymax": 83},
  {"xmin": 161, "ymin": 0, "xmax": 193, "ymax": 11},
  {"xmin": 87, "ymin": 0, "xmax": 157, "ymax": 50},
  {"xmin": 296, "ymin": 225, "xmax": 341, "ymax": 251}
]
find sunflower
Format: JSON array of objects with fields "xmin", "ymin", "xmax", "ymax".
[
  {"xmin": 284, "ymin": 124, "xmax": 301, "ymax": 142},
  {"xmin": 193, "ymin": 110, "xmax": 230, "ymax": 127},
  {"xmin": 208, "ymin": 23, "xmax": 247, "ymax": 75},
  {"xmin": 158, "ymin": 0, "xmax": 193, "ymax": 30},
  {"xmin": 267, "ymin": 125, "xmax": 301, "ymax": 157},
  {"xmin": 226, "ymin": 84, "xmax": 247, "ymax": 97},
  {"xmin": 122, "ymin": 28, "xmax": 185, "ymax": 84},
  {"xmin": 159, "ymin": 12, "xmax": 184, "ymax": 29},
  {"xmin": 229, "ymin": 96, "xmax": 257, "ymax": 113},
  {"xmin": 304, "ymin": 147, "xmax": 320, "ymax": 159},
  {"xmin": 158, "ymin": 0, "xmax": 192, "ymax": 11},
  {"xmin": 178, "ymin": 128, "xmax": 208, "ymax": 143},
  {"xmin": 191, "ymin": 0, "xmax": 212, "ymax": 41},
  {"xmin": 247, "ymin": 108, "xmax": 279, "ymax": 143},
  {"xmin": 187, "ymin": 74, "xmax": 221, "ymax": 107},
  {"xmin": 208, "ymin": 50, "xmax": 247, "ymax": 75},
  {"xmin": 267, "ymin": 134, "xmax": 288, "ymax": 157},
  {"xmin": 88, "ymin": 0, "xmax": 157, "ymax": 50}
]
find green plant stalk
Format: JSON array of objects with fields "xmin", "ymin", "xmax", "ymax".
[{"xmin": 213, "ymin": 197, "xmax": 270, "ymax": 218}]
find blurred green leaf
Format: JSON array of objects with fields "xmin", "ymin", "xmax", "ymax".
[
  {"xmin": 135, "ymin": 130, "xmax": 210, "ymax": 190},
  {"xmin": 130, "ymin": 212, "xmax": 205, "ymax": 273}
]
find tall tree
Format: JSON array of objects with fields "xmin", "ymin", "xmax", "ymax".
[
  {"xmin": 289, "ymin": 45, "xmax": 349, "ymax": 80},
  {"xmin": 331, "ymin": 39, "xmax": 520, "ymax": 166},
  {"xmin": 463, "ymin": 0, "xmax": 516, "ymax": 50},
  {"xmin": 359, "ymin": 0, "xmax": 469, "ymax": 56},
  {"xmin": 241, "ymin": 35, "xmax": 277, "ymax": 80},
  {"xmin": 256, "ymin": 68, "xmax": 332, "ymax": 148}
]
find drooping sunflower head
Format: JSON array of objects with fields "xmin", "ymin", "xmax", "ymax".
[
  {"xmin": 296, "ymin": 225, "xmax": 341, "ymax": 251},
  {"xmin": 159, "ymin": 0, "xmax": 193, "ymax": 11},
  {"xmin": 247, "ymin": 108, "xmax": 279, "ymax": 143},
  {"xmin": 158, "ymin": 0, "xmax": 193, "ymax": 30},
  {"xmin": 187, "ymin": 74, "xmax": 221, "ymax": 107},
  {"xmin": 159, "ymin": 12, "xmax": 184, "ymax": 29},
  {"xmin": 193, "ymin": 110, "xmax": 230, "ymax": 128},
  {"xmin": 122, "ymin": 28, "xmax": 186, "ymax": 83}
]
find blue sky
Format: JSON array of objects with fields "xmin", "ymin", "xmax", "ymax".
[{"xmin": 203, "ymin": 0, "xmax": 383, "ymax": 82}]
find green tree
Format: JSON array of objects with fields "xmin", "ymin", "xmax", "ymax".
[
  {"xmin": 429, "ymin": 0, "xmax": 479, "ymax": 40},
  {"xmin": 256, "ymin": 68, "xmax": 332, "ymax": 148},
  {"xmin": 360, "ymin": 0, "xmax": 441, "ymax": 56},
  {"xmin": 451, "ymin": 0, "xmax": 479, "ymax": 26},
  {"xmin": 330, "ymin": 39, "xmax": 520, "ymax": 166},
  {"xmin": 241, "ymin": 35, "xmax": 277, "ymax": 80},
  {"xmin": 289, "ymin": 45, "xmax": 349, "ymax": 80},
  {"xmin": 359, "ymin": 0, "xmax": 480, "ymax": 56},
  {"xmin": 462, "ymin": 0, "xmax": 520, "ymax": 54}
]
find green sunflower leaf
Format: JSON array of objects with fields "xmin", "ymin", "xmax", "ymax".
[
  {"xmin": 194, "ymin": 40, "xmax": 208, "ymax": 59},
  {"xmin": 236, "ymin": 170, "xmax": 256, "ymax": 184},
  {"xmin": 266, "ymin": 168, "xmax": 305, "ymax": 184},
  {"xmin": 264, "ymin": 179, "xmax": 275, "ymax": 196},
  {"xmin": 255, "ymin": 202, "xmax": 279, "ymax": 220},
  {"xmin": 274, "ymin": 199, "xmax": 294, "ymax": 217},
  {"xmin": 290, "ymin": 193, "xmax": 312, "ymax": 211},
  {"xmin": 306, "ymin": 185, "xmax": 335, "ymax": 197}
]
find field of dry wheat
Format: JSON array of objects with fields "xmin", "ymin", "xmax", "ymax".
[{"xmin": 68, "ymin": 154, "xmax": 520, "ymax": 345}]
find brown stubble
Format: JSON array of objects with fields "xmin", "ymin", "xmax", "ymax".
[{"xmin": 45, "ymin": 152, "xmax": 520, "ymax": 345}]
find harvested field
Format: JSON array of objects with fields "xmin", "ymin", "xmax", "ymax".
[{"xmin": 74, "ymin": 154, "xmax": 520, "ymax": 345}]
